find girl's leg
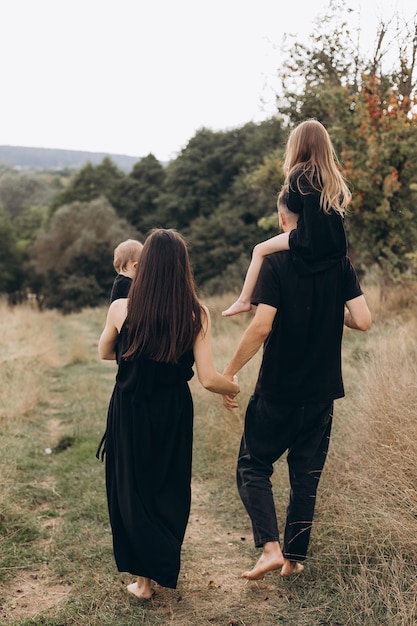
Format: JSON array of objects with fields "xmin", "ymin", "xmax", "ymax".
[
  {"xmin": 222, "ymin": 255, "xmax": 263, "ymax": 317},
  {"xmin": 222, "ymin": 233, "xmax": 290, "ymax": 317}
]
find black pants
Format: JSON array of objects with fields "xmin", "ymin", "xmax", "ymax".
[{"xmin": 237, "ymin": 394, "xmax": 333, "ymax": 562}]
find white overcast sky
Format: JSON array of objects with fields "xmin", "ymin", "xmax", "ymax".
[{"xmin": 0, "ymin": 0, "xmax": 415, "ymax": 161}]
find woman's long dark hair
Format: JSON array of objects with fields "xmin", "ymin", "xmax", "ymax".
[{"xmin": 123, "ymin": 229, "xmax": 203, "ymax": 363}]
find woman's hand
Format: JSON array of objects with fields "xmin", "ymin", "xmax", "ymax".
[{"xmin": 222, "ymin": 375, "xmax": 239, "ymax": 410}]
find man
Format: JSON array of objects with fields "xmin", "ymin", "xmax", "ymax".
[{"xmin": 223, "ymin": 187, "xmax": 371, "ymax": 580}]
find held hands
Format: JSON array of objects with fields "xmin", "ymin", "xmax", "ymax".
[{"xmin": 222, "ymin": 374, "xmax": 239, "ymax": 411}]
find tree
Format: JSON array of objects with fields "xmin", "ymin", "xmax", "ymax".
[
  {"xmin": 277, "ymin": 0, "xmax": 360, "ymax": 146},
  {"xmin": 111, "ymin": 154, "xmax": 166, "ymax": 232},
  {"xmin": 179, "ymin": 120, "xmax": 286, "ymax": 289},
  {"xmin": 274, "ymin": 0, "xmax": 417, "ymax": 280},
  {"xmin": 0, "ymin": 172, "xmax": 57, "ymax": 218},
  {"xmin": 155, "ymin": 120, "xmax": 285, "ymax": 230},
  {"xmin": 29, "ymin": 197, "xmax": 137, "ymax": 312},
  {"xmin": 343, "ymin": 70, "xmax": 417, "ymax": 277},
  {"xmin": 0, "ymin": 207, "xmax": 24, "ymax": 295},
  {"xmin": 50, "ymin": 157, "xmax": 125, "ymax": 212},
  {"xmin": 185, "ymin": 167, "xmax": 284, "ymax": 291},
  {"xmin": 14, "ymin": 203, "xmax": 49, "ymax": 246}
]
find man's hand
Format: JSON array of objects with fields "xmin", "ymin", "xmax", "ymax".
[
  {"xmin": 222, "ymin": 393, "xmax": 239, "ymax": 410},
  {"xmin": 222, "ymin": 374, "xmax": 239, "ymax": 411}
]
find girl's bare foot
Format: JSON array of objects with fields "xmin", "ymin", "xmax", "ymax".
[
  {"xmin": 127, "ymin": 576, "xmax": 152, "ymax": 599},
  {"xmin": 222, "ymin": 299, "xmax": 251, "ymax": 317},
  {"xmin": 241, "ymin": 541, "xmax": 284, "ymax": 580},
  {"xmin": 280, "ymin": 560, "xmax": 304, "ymax": 577}
]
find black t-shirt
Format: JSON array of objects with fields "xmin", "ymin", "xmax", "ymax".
[
  {"xmin": 252, "ymin": 252, "xmax": 362, "ymax": 404},
  {"xmin": 110, "ymin": 274, "xmax": 132, "ymax": 303}
]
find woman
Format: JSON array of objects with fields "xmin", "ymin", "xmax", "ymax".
[{"xmin": 97, "ymin": 228, "xmax": 239, "ymax": 599}]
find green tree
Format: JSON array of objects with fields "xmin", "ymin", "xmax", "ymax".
[
  {"xmin": 274, "ymin": 0, "xmax": 417, "ymax": 280},
  {"xmin": 0, "ymin": 207, "xmax": 24, "ymax": 295},
  {"xmin": 179, "ymin": 120, "xmax": 286, "ymax": 289},
  {"xmin": 111, "ymin": 154, "xmax": 166, "ymax": 232},
  {"xmin": 343, "ymin": 71, "xmax": 417, "ymax": 277},
  {"xmin": 0, "ymin": 172, "xmax": 57, "ymax": 218},
  {"xmin": 29, "ymin": 197, "xmax": 136, "ymax": 312},
  {"xmin": 186, "ymin": 169, "xmax": 285, "ymax": 291},
  {"xmin": 50, "ymin": 157, "xmax": 125, "ymax": 211},
  {"xmin": 155, "ymin": 120, "xmax": 284, "ymax": 230},
  {"xmin": 14, "ymin": 205, "xmax": 50, "ymax": 249}
]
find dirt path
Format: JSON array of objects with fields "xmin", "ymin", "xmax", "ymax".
[
  {"xmin": 137, "ymin": 479, "xmax": 294, "ymax": 626},
  {"xmin": 1, "ymin": 566, "xmax": 71, "ymax": 622},
  {"xmin": 1, "ymin": 479, "xmax": 293, "ymax": 626}
]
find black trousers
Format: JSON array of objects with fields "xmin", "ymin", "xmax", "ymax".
[{"xmin": 236, "ymin": 394, "xmax": 333, "ymax": 561}]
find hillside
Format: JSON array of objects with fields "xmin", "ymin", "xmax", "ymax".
[{"xmin": 0, "ymin": 145, "xmax": 141, "ymax": 172}]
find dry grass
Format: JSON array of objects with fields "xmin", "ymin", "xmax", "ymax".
[
  {"xmin": 0, "ymin": 302, "xmax": 62, "ymax": 426},
  {"xmin": 188, "ymin": 288, "xmax": 417, "ymax": 623},
  {"xmin": 1, "ymin": 292, "xmax": 417, "ymax": 625},
  {"xmin": 312, "ymin": 312, "xmax": 417, "ymax": 623},
  {"xmin": 362, "ymin": 280, "xmax": 417, "ymax": 320}
]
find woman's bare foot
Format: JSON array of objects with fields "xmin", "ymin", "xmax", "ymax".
[
  {"xmin": 222, "ymin": 299, "xmax": 251, "ymax": 317},
  {"xmin": 280, "ymin": 560, "xmax": 304, "ymax": 577},
  {"xmin": 127, "ymin": 576, "xmax": 153, "ymax": 599},
  {"xmin": 241, "ymin": 541, "xmax": 284, "ymax": 580}
]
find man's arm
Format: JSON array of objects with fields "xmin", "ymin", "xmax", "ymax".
[
  {"xmin": 223, "ymin": 302, "xmax": 277, "ymax": 382},
  {"xmin": 344, "ymin": 294, "xmax": 372, "ymax": 331}
]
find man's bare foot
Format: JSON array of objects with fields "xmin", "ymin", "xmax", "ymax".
[
  {"xmin": 280, "ymin": 560, "xmax": 304, "ymax": 577},
  {"xmin": 222, "ymin": 300, "xmax": 251, "ymax": 317},
  {"xmin": 241, "ymin": 542, "xmax": 284, "ymax": 580},
  {"xmin": 127, "ymin": 576, "xmax": 152, "ymax": 599}
]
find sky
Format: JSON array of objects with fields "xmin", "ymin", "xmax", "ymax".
[{"xmin": 0, "ymin": 0, "xmax": 415, "ymax": 162}]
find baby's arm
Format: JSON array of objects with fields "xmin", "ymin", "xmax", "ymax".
[{"xmin": 222, "ymin": 232, "xmax": 290, "ymax": 317}]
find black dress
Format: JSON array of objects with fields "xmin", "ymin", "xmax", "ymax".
[{"xmin": 97, "ymin": 323, "xmax": 195, "ymax": 588}]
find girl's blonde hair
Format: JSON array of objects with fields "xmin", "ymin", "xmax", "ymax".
[{"xmin": 283, "ymin": 119, "xmax": 351, "ymax": 215}]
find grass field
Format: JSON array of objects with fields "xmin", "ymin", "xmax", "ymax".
[{"xmin": 0, "ymin": 286, "xmax": 417, "ymax": 626}]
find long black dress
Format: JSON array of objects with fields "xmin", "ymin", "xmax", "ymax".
[{"xmin": 97, "ymin": 323, "xmax": 195, "ymax": 589}]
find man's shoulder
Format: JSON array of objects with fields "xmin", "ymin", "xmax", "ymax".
[
  {"xmin": 262, "ymin": 252, "xmax": 359, "ymax": 284},
  {"xmin": 262, "ymin": 250, "xmax": 297, "ymax": 275},
  {"xmin": 264, "ymin": 249, "xmax": 292, "ymax": 264}
]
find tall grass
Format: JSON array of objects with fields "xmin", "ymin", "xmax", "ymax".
[
  {"xmin": 0, "ymin": 286, "xmax": 417, "ymax": 625},
  {"xmin": 0, "ymin": 302, "xmax": 60, "ymax": 425},
  {"xmin": 309, "ymin": 289, "xmax": 417, "ymax": 624}
]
